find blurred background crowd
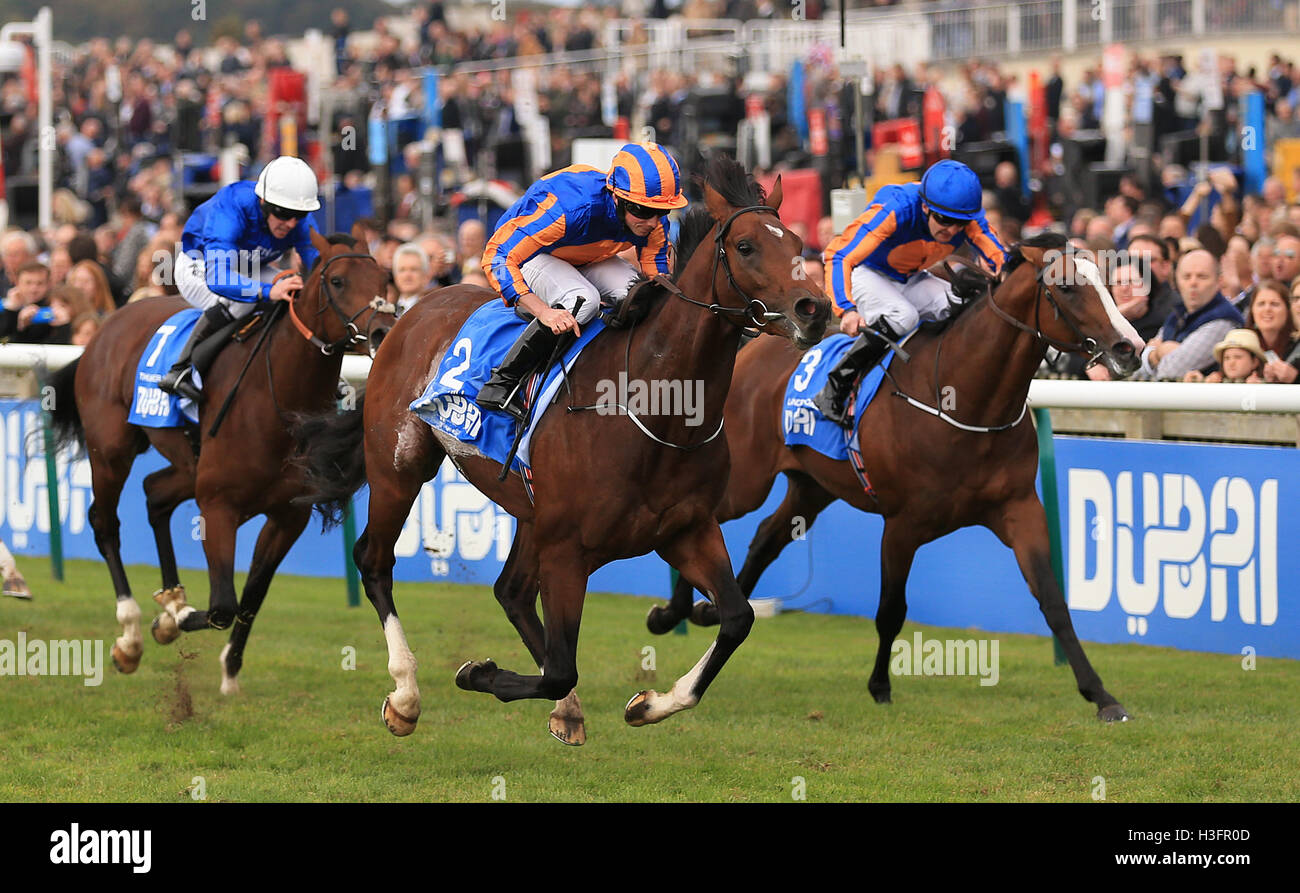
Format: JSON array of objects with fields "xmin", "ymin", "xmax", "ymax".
[{"xmin": 0, "ymin": 0, "xmax": 1298, "ymax": 383}]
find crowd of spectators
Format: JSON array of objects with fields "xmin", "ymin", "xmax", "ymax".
[{"xmin": 0, "ymin": 1, "xmax": 1297, "ymax": 389}]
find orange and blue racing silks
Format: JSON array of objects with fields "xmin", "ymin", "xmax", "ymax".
[
  {"xmin": 823, "ymin": 182, "xmax": 1007, "ymax": 316},
  {"xmin": 482, "ymin": 165, "xmax": 672, "ymax": 306}
]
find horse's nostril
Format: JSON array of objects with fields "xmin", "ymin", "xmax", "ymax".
[
  {"xmin": 1112, "ymin": 341, "xmax": 1135, "ymax": 357},
  {"xmin": 795, "ymin": 298, "xmax": 820, "ymax": 320}
]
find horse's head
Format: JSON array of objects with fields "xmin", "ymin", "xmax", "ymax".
[
  {"xmin": 301, "ymin": 230, "xmax": 397, "ymax": 357},
  {"xmin": 1008, "ymin": 237, "xmax": 1145, "ymax": 377},
  {"xmin": 695, "ymin": 163, "xmax": 831, "ymax": 349}
]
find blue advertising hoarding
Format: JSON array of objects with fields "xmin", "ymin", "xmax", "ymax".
[{"xmin": 0, "ymin": 399, "xmax": 1293, "ymax": 659}]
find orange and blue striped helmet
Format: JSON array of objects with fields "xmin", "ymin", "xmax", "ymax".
[{"xmin": 606, "ymin": 142, "xmax": 688, "ymax": 210}]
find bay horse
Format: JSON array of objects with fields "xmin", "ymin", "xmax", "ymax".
[
  {"xmin": 645, "ymin": 233, "xmax": 1144, "ymax": 722},
  {"xmin": 49, "ymin": 230, "xmax": 393, "ymax": 691},
  {"xmin": 295, "ymin": 154, "xmax": 830, "ymax": 741}
]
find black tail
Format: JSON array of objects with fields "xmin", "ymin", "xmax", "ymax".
[
  {"xmin": 47, "ymin": 358, "xmax": 85, "ymax": 457},
  {"xmin": 290, "ymin": 390, "xmax": 367, "ymax": 530}
]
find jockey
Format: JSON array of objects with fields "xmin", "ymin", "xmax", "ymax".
[
  {"xmin": 813, "ymin": 159, "xmax": 1009, "ymax": 426},
  {"xmin": 475, "ymin": 141, "xmax": 685, "ymax": 420},
  {"xmin": 158, "ymin": 155, "xmax": 322, "ymax": 402}
]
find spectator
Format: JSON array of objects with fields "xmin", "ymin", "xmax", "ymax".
[
  {"xmin": 1272, "ymin": 232, "xmax": 1300, "ymax": 283},
  {"xmin": 0, "ymin": 231, "xmax": 37, "ymax": 296},
  {"xmin": 48, "ymin": 246, "xmax": 73, "ymax": 286},
  {"xmin": 70, "ymin": 312, "xmax": 101, "ymax": 346},
  {"xmin": 68, "ymin": 260, "xmax": 117, "ymax": 315},
  {"xmin": 1245, "ymin": 280, "xmax": 1299, "ymax": 382},
  {"xmin": 1106, "ymin": 194, "xmax": 1139, "ymax": 251},
  {"xmin": 392, "ymin": 243, "xmax": 432, "ymax": 316},
  {"xmin": 992, "ymin": 161, "xmax": 1031, "ymax": 225},
  {"xmin": 1137, "ymin": 249, "xmax": 1244, "ymax": 380},
  {"xmin": 110, "ymin": 195, "xmax": 156, "ymax": 288},
  {"xmin": 0, "ymin": 262, "xmax": 66, "ymax": 343},
  {"xmin": 457, "ymin": 218, "xmax": 487, "ymax": 268},
  {"xmin": 1185, "ymin": 329, "xmax": 1265, "ymax": 383}
]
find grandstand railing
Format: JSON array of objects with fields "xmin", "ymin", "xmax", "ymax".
[{"xmin": 446, "ymin": 0, "xmax": 1296, "ymax": 78}]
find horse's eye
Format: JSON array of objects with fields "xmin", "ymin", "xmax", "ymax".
[
  {"xmin": 331, "ymin": 276, "xmax": 344, "ymax": 288},
  {"xmin": 737, "ymin": 241, "xmax": 754, "ymax": 256}
]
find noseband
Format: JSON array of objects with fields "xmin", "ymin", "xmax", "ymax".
[
  {"xmin": 985, "ymin": 260, "xmax": 1105, "ymax": 366},
  {"xmin": 654, "ymin": 204, "xmax": 788, "ymax": 331},
  {"xmin": 287, "ymin": 251, "xmax": 396, "ymax": 355}
]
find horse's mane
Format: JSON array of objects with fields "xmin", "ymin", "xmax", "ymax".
[
  {"xmin": 915, "ymin": 231, "xmax": 1069, "ymax": 336},
  {"xmin": 673, "ymin": 153, "xmax": 766, "ymax": 281}
]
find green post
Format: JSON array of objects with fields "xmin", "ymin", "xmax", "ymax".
[
  {"xmin": 42, "ymin": 407, "xmax": 64, "ymax": 581},
  {"xmin": 342, "ymin": 497, "xmax": 360, "ymax": 607},
  {"xmin": 1033, "ymin": 407, "xmax": 1067, "ymax": 666},
  {"xmin": 669, "ymin": 568, "xmax": 687, "ymax": 635}
]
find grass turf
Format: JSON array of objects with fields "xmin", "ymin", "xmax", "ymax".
[{"xmin": 1, "ymin": 558, "xmax": 1296, "ymax": 802}]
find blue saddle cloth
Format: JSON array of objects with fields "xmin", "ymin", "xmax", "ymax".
[
  {"xmin": 128, "ymin": 309, "xmax": 202, "ymax": 428},
  {"xmin": 782, "ymin": 333, "xmax": 896, "ymax": 460},
  {"xmin": 409, "ymin": 300, "xmax": 606, "ymax": 473}
]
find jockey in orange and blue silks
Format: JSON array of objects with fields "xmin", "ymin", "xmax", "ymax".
[
  {"xmin": 812, "ymin": 160, "xmax": 1009, "ymax": 426},
  {"xmin": 476, "ymin": 142, "xmax": 686, "ymax": 421}
]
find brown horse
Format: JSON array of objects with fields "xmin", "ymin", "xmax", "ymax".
[
  {"xmin": 295, "ymin": 154, "xmax": 830, "ymax": 741},
  {"xmin": 50, "ymin": 231, "xmax": 393, "ymax": 690},
  {"xmin": 645, "ymin": 233, "xmax": 1143, "ymax": 722}
]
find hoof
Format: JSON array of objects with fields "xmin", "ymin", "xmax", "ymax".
[
  {"xmin": 382, "ymin": 695, "xmax": 419, "ymax": 737},
  {"xmin": 454, "ymin": 658, "xmax": 498, "ymax": 692},
  {"xmin": 645, "ymin": 604, "xmax": 679, "ymax": 636},
  {"xmin": 548, "ymin": 713, "xmax": 587, "ymax": 746},
  {"xmin": 869, "ymin": 686, "xmax": 891, "ymax": 704},
  {"xmin": 624, "ymin": 690, "xmax": 658, "ymax": 727},
  {"xmin": 690, "ymin": 600, "xmax": 719, "ymax": 627},
  {"xmin": 151, "ymin": 612, "xmax": 181, "ymax": 645},
  {"xmin": 111, "ymin": 642, "xmax": 141, "ymax": 674},
  {"xmin": 1098, "ymin": 703, "xmax": 1131, "ymax": 723}
]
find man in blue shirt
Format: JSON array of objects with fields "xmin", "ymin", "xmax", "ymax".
[{"xmin": 159, "ymin": 156, "xmax": 321, "ymax": 402}]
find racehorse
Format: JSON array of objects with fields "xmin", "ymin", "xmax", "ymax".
[
  {"xmin": 645, "ymin": 232, "xmax": 1143, "ymax": 722},
  {"xmin": 49, "ymin": 230, "xmax": 393, "ymax": 691},
  {"xmin": 294, "ymin": 153, "xmax": 831, "ymax": 741}
]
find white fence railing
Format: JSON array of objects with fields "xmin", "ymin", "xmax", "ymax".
[{"xmin": 3, "ymin": 343, "xmax": 1298, "ymax": 416}]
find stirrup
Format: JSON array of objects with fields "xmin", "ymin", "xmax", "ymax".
[
  {"xmin": 161, "ymin": 367, "xmax": 201, "ymax": 403},
  {"xmin": 477, "ymin": 379, "xmax": 528, "ymax": 422}
]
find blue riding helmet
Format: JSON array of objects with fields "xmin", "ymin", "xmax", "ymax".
[{"xmin": 919, "ymin": 160, "xmax": 983, "ymax": 221}]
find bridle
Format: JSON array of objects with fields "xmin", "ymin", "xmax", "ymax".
[
  {"xmin": 285, "ymin": 251, "xmax": 396, "ymax": 356},
  {"xmin": 654, "ymin": 204, "xmax": 789, "ymax": 331},
  {"xmin": 985, "ymin": 255, "xmax": 1107, "ymax": 367}
]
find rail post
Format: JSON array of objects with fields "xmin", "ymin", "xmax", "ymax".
[{"xmin": 1033, "ymin": 407, "xmax": 1068, "ymax": 665}]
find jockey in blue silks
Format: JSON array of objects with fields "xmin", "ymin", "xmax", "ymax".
[
  {"xmin": 159, "ymin": 155, "xmax": 322, "ymax": 402},
  {"xmin": 814, "ymin": 159, "xmax": 1009, "ymax": 427},
  {"xmin": 475, "ymin": 141, "xmax": 685, "ymax": 420}
]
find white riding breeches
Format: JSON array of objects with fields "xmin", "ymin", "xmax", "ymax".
[
  {"xmin": 852, "ymin": 266, "xmax": 956, "ymax": 335},
  {"xmin": 174, "ymin": 251, "xmax": 278, "ymax": 321},
  {"xmin": 518, "ymin": 254, "xmax": 641, "ymax": 325}
]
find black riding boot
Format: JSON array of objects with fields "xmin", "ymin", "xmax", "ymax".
[
  {"xmin": 811, "ymin": 323, "xmax": 896, "ymax": 428},
  {"xmin": 476, "ymin": 318, "xmax": 568, "ymax": 422},
  {"xmin": 158, "ymin": 305, "xmax": 234, "ymax": 403}
]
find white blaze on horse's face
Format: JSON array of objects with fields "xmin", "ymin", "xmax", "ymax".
[
  {"xmin": 1071, "ymin": 256, "xmax": 1144, "ymax": 351},
  {"xmin": 764, "ymin": 223, "xmax": 785, "ymax": 239}
]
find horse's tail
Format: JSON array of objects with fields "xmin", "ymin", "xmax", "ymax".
[
  {"xmin": 290, "ymin": 390, "xmax": 367, "ymax": 530},
  {"xmin": 47, "ymin": 358, "xmax": 85, "ymax": 456}
]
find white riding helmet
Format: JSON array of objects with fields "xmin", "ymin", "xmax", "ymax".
[{"xmin": 255, "ymin": 156, "xmax": 321, "ymax": 213}]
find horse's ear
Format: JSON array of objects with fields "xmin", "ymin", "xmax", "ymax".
[
  {"xmin": 704, "ymin": 183, "xmax": 732, "ymax": 223},
  {"xmin": 310, "ymin": 228, "xmax": 330, "ymax": 257},
  {"xmin": 766, "ymin": 175, "xmax": 783, "ymax": 211},
  {"xmin": 350, "ymin": 221, "xmax": 367, "ymax": 245},
  {"xmin": 1019, "ymin": 244, "xmax": 1047, "ymax": 269}
]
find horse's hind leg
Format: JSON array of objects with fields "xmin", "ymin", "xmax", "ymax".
[
  {"xmin": 456, "ymin": 542, "xmax": 586, "ymax": 707},
  {"xmin": 655, "ymin": 471, "xmax": 834, "ymax": 631},
  {"xmin": 867, "ymin": 519, "xmax": 923, "ymax": 705},
  {"xmin": 988, "ymin": 495, "xmax": 1128, "ymax": 722},
  {"xmin": 84, "ymin": 425, "xmax": 146, "ymax": 673},
  {"xmin": 494, "ymin": 523, "xmax": 585, "ymax": 745},
  {"xmin": 360, "ymin": 440, "xmax": 443, "ymax": 736},
  {"xmin": 142, "ymin": 465, "xmax": 195, "ymax": 646},
  {"xmin": 218, "ymin": 505, "xmax": 311, "ymax": 695}
]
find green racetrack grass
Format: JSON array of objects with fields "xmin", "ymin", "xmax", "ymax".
[{"xmin": 1, "ymin": 558, "xmax": 1297, "ymax": 802}]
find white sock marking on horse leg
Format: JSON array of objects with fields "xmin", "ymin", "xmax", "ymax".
[
  {"xmin": 218, "ymin": 643, "xmax": 240, "ymax": 695},
  {"xmin": 384, "ymin": 615, "xmax": 420, "ymax": 719},
  {"xmin": 644, "ymin": 642, "xmax": 716, "ymax": 721},
  {"xmin": 115, "ymin": 597, "xmax": 142, "ymax": 659}
]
